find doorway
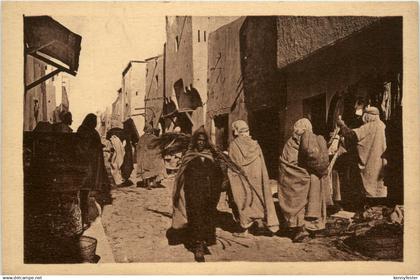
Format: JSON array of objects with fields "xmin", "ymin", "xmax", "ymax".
[
  {"xmin": 213, "ymin": 114, "xmax": 229, "ymax": 151},
  {"xmin": 302, "ymin": 93, "xmax": 327, "ymax": 136},
  {"xmin": 249, "ymin": 107, "xmax": 280, "ymax": 179},
  {"xmin": 175, "ymin": 112, "xmax": 193, "ymax": 134}
]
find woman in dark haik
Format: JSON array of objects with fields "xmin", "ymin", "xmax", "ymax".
[
  {"xmin": 170, "ymin": 127, "xmax": 223, "ymax": 262},
  {"xmin": 77, "ymin": 113, "xmax": 110, "ymax": 229},
  {"xmin": 156, "ymin": 126, "xmax": 256, "ymax": 262}
]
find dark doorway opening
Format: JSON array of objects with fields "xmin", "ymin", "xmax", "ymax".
[
  {"xmin": 175, "ymin": 112, "xmax": 192, "ymax": 135},
  {"xmin": 249, "ymin": 107, "xmax": 280, "ymax": 180},
  {"xmin": 302, "ymin": 93, "xmax": 327, "ymax": 137},
  {"xmin": 213, "ymin": 114, "xmax": 229, "ymax": 151},
  {"xmin": 173, "ymin": 79, "xmax": 184, "ymax": 104}
]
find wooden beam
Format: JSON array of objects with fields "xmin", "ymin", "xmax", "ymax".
[
  {"xmin": 25, "ymin": 40, "xmax": 57, "ymax": 55},
  {"xmin": 25, "ymin": 69, "xmax": 61, "ymax": 91},
  {"xmin": 184, "ymin": 112, "xmax": 195, "ymax": 127},
  {"xmin": 28, "ymin": 52, "xmax": 76, "ymax": 76}
]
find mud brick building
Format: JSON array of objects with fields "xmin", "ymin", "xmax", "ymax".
[
  {"xmin": 164, "ymin": 16, "xmax": 239, "ymax": 133},
  {"xmin": 24, "ymin": 56, "xmax": 61, "ymax": 130},
  {"xmin": 144, "ymin": 55, "xmax": 165, "ymax": 130},
  {"xmin": 121, "ymin": 60, "xmax": 147, "ymax": 135},
  {"xmin": 206, "ymin": 16, "xmax": 402, "ymax": 188}
]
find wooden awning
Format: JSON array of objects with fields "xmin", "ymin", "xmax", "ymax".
[{"xmin": 24, "ymin": 16, "xmax": 82, "ymax": 91}]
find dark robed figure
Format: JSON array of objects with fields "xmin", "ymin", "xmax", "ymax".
[
  {"xmin": 77, "ymin": 113, "xmax": 109, "ymax": 228},
  {"xmin": 171, "ymin": 127, "xmax": 223, "ymax": 262}
]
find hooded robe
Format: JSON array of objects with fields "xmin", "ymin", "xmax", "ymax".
[
  {"xmin": 171, "ymin": 146, "xmax": 223, "ymax": 244},
  {"xmin": 278, "ymin": 118, "xmax": 329, "ymax": 231},
  {"xmin": 227, "ymin": 135, "xmax": 280, "ymax": 232},
  {"xmin": 353, "ymin": 114, "xmax": 387, "ymax": 198}
]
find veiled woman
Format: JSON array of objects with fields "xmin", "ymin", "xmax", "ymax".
[
  {"xmin": 77, "ymin": 113, "xmax": 108, "ymax": 229},
  {"xmin": 171, "ymin": 126, "xmax": 223, "ymax": 262},
  {"xmin": 227, "ymin": 120, "xmax": 280, "ymax": 237}
]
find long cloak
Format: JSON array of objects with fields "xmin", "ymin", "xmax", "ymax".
[
  {"xmin": 353, "ymin": 120, "xmax": 387, "ymax": 198},
  {"xmin": 278, "ymin": 135, "xmax": 329, "ymax": 230},
  {"xmin": 77, "ymin": 125, "xmax": 107, "ymax": 191},
  {"xmin": 136, "ymin": 133, "xmax": 167, "ymax": 181},
  {"xmin": 106, "ymin": 127, "xmax": 133, "ymax": 181},
  {"xmin": 172, "ymin": 149, "xmax": 222, "ymax": 231},
  {"xmin": 109, "ymin": 135, "xmax": 125, "ymax": 185},
  {"xmin": 227, "ymin": 136, "xmax": 279, "ymax": 232}
]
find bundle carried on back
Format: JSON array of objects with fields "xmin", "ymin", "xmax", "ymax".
[
  {"xmin": 150, "ymin": 131, "xmax": 255, "ymax": 189},
  {"xmin": 299, "ymin": 130, "xmax": 330, "ymax": 178},
  {"xmin": 149, "ymin": 132, "xmax": 191, "ymax": 155}
]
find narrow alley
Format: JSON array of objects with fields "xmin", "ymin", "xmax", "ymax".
[{"xmin": 101, "ymin": 176, "xmax": 367, "ymax": 262}]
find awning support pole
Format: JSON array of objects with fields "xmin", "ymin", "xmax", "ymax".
[
  {"xmin": 26, "ymin": 40, "xmax": 57, "ymax": 55},
  {"xmin": 28, "ymin": 52, "xmax": 75, "ymax": 75},
  {"xmin": 184, "ymin": 112, "xmax": 195, "ymax": 127},
  {"xmin": 25, "ymin": 68, "xmax": 61, "ymax": 91}
]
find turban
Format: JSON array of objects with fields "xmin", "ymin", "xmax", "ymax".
[
  {"xmin": 232, "ymin": 120, "xmax": 249, "ymax": 136},
  {"xmin": 363, "ymin": 106, "xmax": 381, "ymax": 123},
  {"xmin": 364, "ymin": 106, "xmax": 380, "ymax": 115}
]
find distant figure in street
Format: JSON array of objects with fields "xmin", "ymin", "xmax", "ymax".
[
  {"xmin": 106, "ymin": 119, "xmax": 135, "ymax": 187},
  {"xmin": 337, "ymin": 106, "xmax": 388, "ymax": 206},
  {"xmin": 106, "ymin": 119, "xmax": 125, "ymax": 185},
  {"xmin": 122, "ymin": 118, "xmax": 139, "ymax": 183},
  {"xmin": 171, "ymin": 127, "xmax": 223, "ymax": 262},
  {"xmin": 278, "ymin": 118, "xmax": 331, "ymax": 242},
  {"xmin": 77, "ymin": 113, "xmax": 108, "ymax": 230},
  {"xmin": 52, "ymin": 111, "xmax": 73, "ymax": 133},
  {"xmin": 136, "ymin": 124, "xmax": 167, "ymax": 189},
  {"xmin": 227, "ymin": 120, "xmax": 279, "ymax": 238}
]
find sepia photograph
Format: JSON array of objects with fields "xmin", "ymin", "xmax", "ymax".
[{"xmin": 2, "ymin": 1, "xmax": 419, "ymax": 275}]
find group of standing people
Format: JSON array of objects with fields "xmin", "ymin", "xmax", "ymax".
[
  {"xmin": 64, "ymin": 104, "xmax": 387, "ymax": 261},
  {"xmin": 170, "ymin": 105, "xmax": 388, "ymax": 262},
  {"xmin": 105, "ymin": 120, "xmax": 167, "ymax": 190},
  {"xmin": 106, "ymin": 118, "xmax": 139, "ymax": 187}
]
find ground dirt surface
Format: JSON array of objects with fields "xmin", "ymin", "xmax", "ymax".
[{"xmin": 102, "ymin": 175, "xmax": 368, "ymax": 262}]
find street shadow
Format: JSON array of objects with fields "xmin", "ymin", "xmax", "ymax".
[
  {"xmin": 94, "ymin": 183, "xmax": 114, "ymax": 211},
  {"xmin": 214, "ymin": 210, "xmax": 240, "ymax": 233},
  {"xmin": 146, "ymin": 208, "xmax": 172, "ymax": 219},
  {"xmin": 165, "ymin": 209, "xmax": 240, "ymax": 249}
]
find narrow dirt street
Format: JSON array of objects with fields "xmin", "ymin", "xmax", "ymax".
[{"xmin": 102, "ymin": 174, "xmax": 367, "ymax": 262}]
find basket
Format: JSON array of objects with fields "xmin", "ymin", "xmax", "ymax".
[
  {"xmin": 343, "ymin": 223, "xmax": 403, "ymax": 260},
  {"xmin": 344, "ymin": 235, "xmax": 403, "ymax": 259},
  {"xmin": 79, "ymin": 236, "xmax": 98, "ymax": 263}
]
